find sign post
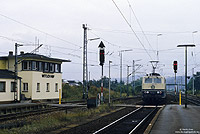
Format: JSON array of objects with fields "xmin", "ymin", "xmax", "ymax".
[
  {"xmin": 59, "ymin": 89, "xmax": 61, "ymax": 104},
  {"xmin": 179, "ymin": 90, "xmax": 181, "ymax": 105}
]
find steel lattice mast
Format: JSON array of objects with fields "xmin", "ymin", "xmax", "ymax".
[{"xmin": 82, "ymin": 24, "xmax": 88, "ymax": 99}]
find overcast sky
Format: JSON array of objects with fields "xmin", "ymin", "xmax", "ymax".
[{"xmin": 0, "ymin": 0, "xmax": 200, "ymax": 81}]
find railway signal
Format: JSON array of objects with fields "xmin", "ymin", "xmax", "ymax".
[
  {"xmin": 99, "ymin": 41, "xmax": 105, "ymax": 66},
  {"xmin": 98, "ymin": 41, "xmax": 105, "ymax": 103},
  {"xmin": 173, "ymin": 61, "xmax": 178, "ymax": 97},
  {"xmin": 173, "ymin": 61, "xmax": 177, "ymax": 73}
]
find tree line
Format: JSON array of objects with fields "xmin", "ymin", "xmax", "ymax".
[
  {"xmin": 87, "ymin": 77, "xmax": 142, "ymax": 96},
  {"xmin": 188, "ymin": 72, "xmax": 200, "ymax": 94}
]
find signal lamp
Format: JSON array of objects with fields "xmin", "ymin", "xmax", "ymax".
[{"xmin": 173, "ymin": 61, "xmax": 178, "ymax": 73}]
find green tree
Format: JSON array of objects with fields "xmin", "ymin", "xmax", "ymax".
[{"xmin": 188, "ymin": 72, "xmax": 200, "ymax": 94}]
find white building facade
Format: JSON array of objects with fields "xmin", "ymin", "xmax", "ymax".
[
  {"xmin": 0, "ymin": 52, "xmax": 70, "ymax": 102},
  {"xmin": 0, "ymin": 70, "xmax": 21, "ymax": 102}
]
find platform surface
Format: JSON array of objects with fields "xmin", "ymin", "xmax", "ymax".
[{"xmin": 150, "ymin": 105, "xmax": 200, "ymax": 134}]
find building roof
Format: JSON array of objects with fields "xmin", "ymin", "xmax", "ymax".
[
  {"xmin": 67, "ymin": 80, "xmax": 76, "ymax": 84},
  {"xmin": 0, "ymin": 52, "xmax": 71, "ymax": 62},
  {"xmin": 0, "ymin": 70, "xmax": 21, "ymax": 79}
]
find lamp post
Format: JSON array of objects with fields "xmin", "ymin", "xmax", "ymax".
[
  {"xmin": 14, "ymin": 43, "xmax": 23, "ymax": 102},
  {"xmin": 192, "ymin": 31, "xmax": 197, "ymax": 43},
  {"xmin": 191, "ymin": 31, "xmax": 197, "ymax": 95},
  {"xmin": 119, "ymin": 49, "xmax": 132, "ymax": 97},
  {"xmin": 156, "ymin": 34, "xmax": 162, "ymax": 60},
  {"xmin": 192, "ymin": 68, "xmax": 195, "ymax": 95},
  {"xmin": 82, "ymin": 24, "xmax": 100, "ymax": 99},
  {"xmin": 127, "ymin": 65, "xmax": 131, "ymax": 96},
  {"xmin": 132, "ymin": 59, "xmax": 141, "ymax": 96},
  {"xmin": 88, "ymin": 38, "xmax": 100, "ymax": 41},
  {"xmin": 177, "ymin": 44, "xmax": 195, "ymax": 108},
  {"xmin": 109, "ymin": 60, "xmax": 112, "ymax": 106},
  {"xmin": 86, "ymin": 38, "xmax": 100, "ymax": 99}
]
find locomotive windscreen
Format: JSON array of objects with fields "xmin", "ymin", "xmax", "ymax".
[
  {"xmin": 154, "ymin": 78, "xmax": 161, "ymax": 83},
  {"xmin": 144, "ymin": 77, "xmax": 162, "ymax": 83},
  {"xmin": 145, "ymin": 78, "xmax": 152, "ymax": 83}
]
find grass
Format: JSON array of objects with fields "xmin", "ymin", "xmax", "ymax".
[
  {"xmin": 62, "ymin": 84, "xmax": 128, "ymax": 102},
  {"xmin": 0, "ymin": 84, "xmax": 128, "ymax": 134},
  {"xmin": 0, "ymin": 104, "xmax": 113, "ymax": 134}
]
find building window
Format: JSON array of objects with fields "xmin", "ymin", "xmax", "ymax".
[
  {"xmin": 38, "ymin": 62, "xmax": 43, "ymax": 71},
  {"xmin": 23, "ymin": 83, "xmax": 28, "ymax": 92},
  {"xmin": 22, "ymin": 61, "xmax": 31, "ymax": 70},
  {"xmin": 50, "ymin": 63, "xmax": 55, "ymax": 72},
  {"xmin": 46, "ymin": 83, "xmax": 50, "ymax": 92},
  {"xmin": 37, "ymin": 83, "xmax": 40, "ymax": 92},
  {"xmin": 44, "ymin": 63, "xmax": 49, "ymax": 72},
  {"xmin": 32, "ymin": 61, "xmax": 37, "ymax": 70},
  {"xmin": 11, "ymin": 82, "xmax": 16, "ymax": 92},
  {"xmin": 55, "ymin": 64, "xmax": 61, "ymax": 73},
  {"xmin": 23, "ymin": 61, "xmax": 28, "ymax": 70},
  {"xmin": 22, "ymin": 60, "xmax": 61, "ymax": 73},
  {"xmin": 0, "ymin": 82, "xmax": 6, "ymax": 92},
  {"xmin": 55, "ymin": 83, "xmax": 58, "ymax": 92}
]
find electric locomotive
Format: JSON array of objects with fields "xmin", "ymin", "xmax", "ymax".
[{"xmin": 142, "ymin": 72, "xmax": 166, "ymax": 102}]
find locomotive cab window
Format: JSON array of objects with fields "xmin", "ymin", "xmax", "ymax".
[
  {"xmin": 145, "ymin": 78, "xmax": 152, "ymax": 83},
  {"xmin": 154, "ymin": 78, "xmax": 161, "ymax": 83}
]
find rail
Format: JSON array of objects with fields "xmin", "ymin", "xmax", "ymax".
[{"xmin": 93, "ymin": 106, "xmax": 161, "ymax": 134}]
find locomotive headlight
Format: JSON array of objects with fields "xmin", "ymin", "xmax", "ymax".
[
  {"xmin": 157, "ymin": 91, "xmax": 162, "ymax": 94},
  {"xmin": 146, "ymin": 91, "xmax": 149, "ymax": 94}
]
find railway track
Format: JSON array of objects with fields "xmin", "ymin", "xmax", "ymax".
[
  {"xmin": 0, "ymin": 106, "xmax": 68, "ymax": 129},
  {"xmin": 185, "ymin": 95, "xmax": 200, "ymax": 106},
  {"xmin": 93, "ymin": 106, "xmax": 161, "ymax": 134},
  {"xmin": 0, "ymin": 106, "xmax": 66, "ymax": 122},
  {"xmin": 0, "ymin": 97, "xmax": 141, "ymax": 122},
  {"xmin": 0, "ymin": 97, "xmax": 152, "ymax": 131},
  {"xmin": 169, "ymin": 92, "xmax": 200, "ymax": 106}
]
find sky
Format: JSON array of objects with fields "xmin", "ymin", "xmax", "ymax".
[{"xmin": 0, "ymin": 0, "xmax": 200, "ymax": 82}]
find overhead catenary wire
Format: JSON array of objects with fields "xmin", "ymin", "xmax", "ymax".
[
  {"xmin": 0, "ymin": 13, "xmax": 82, "ymax": 48},
  {"xmin": 0, "ymin": 33, "xmax": 98, "ymax": 58},
  {"xmin": 0, "ymin": 35, "xmax": 34, "ymax": 44},
  {"xmin": 89, "ymin": 30, "xmax": 157, "ymax": 53},
  {"xmin": 0, "ymin": 34, "xmax": 84, "ymax": 59},
  {"xmin": 41, "ymin": 46, "xmax": 81, "ymax": 59},
  {"xmin": 89, "ymin": 30, "xmax": 122, "ymax": 48},
  {"xmin": 41, "ymin": 46, "xmax": 101, "ymax": 65},
  {"xmin": 126, "ymin": 0, "xmax": 156, "ymax": 56},
  {"xmin": 89, "ymin": 29, "xmax": 152, "ymax": 70},
  {"xmin": 89, "ymin": 30, "xmax": 135, "ymax": 62},
  {"xmin": 111, "ymin": 0, "xmax": 153, "ymax": 61},
  {"xmin": 90, "ymin": 27, "xmax": 200, "ymax": 36}
]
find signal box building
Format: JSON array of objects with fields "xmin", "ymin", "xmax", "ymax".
[
  {"xmin": 0, "ymin": 51, "xmax": 70, "ymax": 102},
  {"xmin": 0, "ymin": 70, "xmax": 21, "ymax": 102}
]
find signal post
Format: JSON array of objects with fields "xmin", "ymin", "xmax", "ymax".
[
  {"xmin": 98, "ymin": 41, "xmax": 105, "ymax": 103},
  {"xmin": 173, "ymin": 61, "xmax": 178, "ymax": 99}
]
